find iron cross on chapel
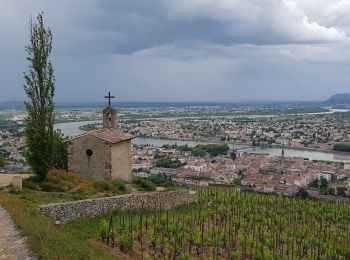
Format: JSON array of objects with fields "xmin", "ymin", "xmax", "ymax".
[{"xmin": 104, "ymin": 91, "xmax": 115, "ymax": 106}]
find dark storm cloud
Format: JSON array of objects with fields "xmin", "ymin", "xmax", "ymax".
[
  {"xmin": 0, "ymin": 0, "xmax": 350, "ymax": 102},
  {"xmin": 57, "ymin": 0, "xmax": 347, "ymax": 54}
]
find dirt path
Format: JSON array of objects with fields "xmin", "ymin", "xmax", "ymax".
[{"xmin": 0, "ymin": 205, "xmax": 36, "ymax": 260}]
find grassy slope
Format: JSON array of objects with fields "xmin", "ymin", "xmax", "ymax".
[
  {"xmin": 0, "ymin": 171, "xmax": 179, "ymax": 259},
  {"xmin": 0, "ymin": 191, "xmax": 114, "ymax": 259}
]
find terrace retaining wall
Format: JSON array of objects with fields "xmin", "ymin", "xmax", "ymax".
[{"xmin": 39, "ymin": 191, "xmax": 197, "ymax": 224}]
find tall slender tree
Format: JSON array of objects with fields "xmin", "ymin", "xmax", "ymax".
[
  {"xmin": 0, "ymin": 155, "xmax": 6, "ymax": 169},
  {"xmin": 23, "ymin": 12, "xmax": 56, "ymax": 180}
]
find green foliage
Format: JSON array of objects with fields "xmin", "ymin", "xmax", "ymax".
[
  {"xmin": 232, "ymin": 178, "xmax": 242, "ymax": 186},
  {"xmin": 119, "ymin": 231, "xmax": 133, "ymax": 252},
  {"xmin": 148, "ymin": 228, "xmax": 156, "ymax": 245},
  {"xmin": 309, "ymin": 178, "xmax": 319, "ymax": 188},
  {"xmin": 23, "ymin": 13, "xmax": 66, "ymax": 181},
  {"xmin": 312, "ymin": 159, "xmax": 338, "ymax": 165},
  {"xmin": 161, "ymin": 143, "xmax": 192, "ymax": 151},
  {"xmin": 192, "ymin": 144, "xmax": 229, "ymax": 157},
  {"xmin": 111, "ymin": 179, "xmax": 127, "ymax": 193},
  {"xmin": 318, "ymin": 178, "xmax": 334, "ymax": 195},
  {"xmin": 99, "ymin": 220, "xmax": 109, "ymax": 240},
  {"xmin": 22, "ymin": 173, "xmax": 67, "ymax": 192},
  {"xmin": 319, "ymin": 178, "xmax": 329, "ymax": 190},
  {"xmin": 93, "ymin": 180, "xmax": 112, "ymax": 191},
  {"xmin": 22, "ymin": 171, "xmax": 129, "ymax": 197},
  {"xmin": 190, "ymin": 227, "xmax": 201, "ymax": 247},
  {"xmin": 101, "ymin": 188, "xmax": 350, "ymax": 258},
  {"xmin": 8, "ymin": 188, "xmax": 23, "ymax": 195},
  {"xmin": 0, "ymin": 155, "xmax": 6, "ymax": 168},
  {"xmin": 39, "ymin": 182, "xmax": 57, "ymax": 192},
  {"xmin": 22, "ymin": 179, "xmax": 36, "ymax": 190},
  {"xmin": 296, "ymin": 188, "xmax": 309, "ymax": 199},
  {"xmin": 2, "ymin": 186, "xmax": 350, "ymax": 259},
  {"xmin": 148, "ymin": 173, "xmax": 171, "ymax": 187},
  {"xmin": 0, "ymin": 193, "xmax": 113, "ymax": 259},
  {"xmin": 309, "ymin": 178, "xmax": 332, "ymax": 195},
  {"xmin": 79, "ymin": 123, "xmax": 99, "ymax": 132},
  {"xmin": 156, "ymin": 157, "xmax": 186, "ymax": 168},
  {"xmin": 51, "ymin": 129, "xmax": 68, "ymax": 170},
  {"xmin": 133, "ymin": 178, "xmax": 156, "ymax": 191},
  {"xmin": 0, "ymin": 119, "xmax": 22, "ymax": 134},
  {"xmin": 238, "ymin": 168, "xmax": 247, "ymax": 175},
  {"xmin": 191, "ymin": 147, "xmax": 206, "ymax": 157},
  {"xmin": 22, "ymin": 175, "xmax": 41, "ymax": 190},
  {"xmin": 231, "ymin": 250, "xmax": 240, "ymax": 260},
  {"xmin": 334, "ymin": 143, "xmax": 350, "ymax": 152}
]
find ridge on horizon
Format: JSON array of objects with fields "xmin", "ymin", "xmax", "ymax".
[
  {"xmin": 1, "ymin": 92, "xmax": 347, "ymax": 109},
  {"xmin": 0, "ymin": 99, "xmax": 325, "ymax": 109},
  {"xmin": 0, "ymin": 99, "xmax": 328, "ymax": 105}
]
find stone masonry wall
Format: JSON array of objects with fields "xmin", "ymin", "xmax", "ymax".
[
  {"xmin": 39, "ymin": 191, "xmax": 197, "ymax": 224},
  {"xmin": 68, "ymin": 135, "xmax": 111, "ymax": 180},
  {"xmin": 111, "ymin": 140, "xmax": 132, "ymax": 182}
]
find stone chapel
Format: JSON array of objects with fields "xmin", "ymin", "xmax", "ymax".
[{"xmin": 67, "ymin": 93, "xmax": 134, "ymax": 181}]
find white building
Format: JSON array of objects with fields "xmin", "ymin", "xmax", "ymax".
[{"xmin": 318, "ymin": 171, "xmax": 337, "ymax": 182}]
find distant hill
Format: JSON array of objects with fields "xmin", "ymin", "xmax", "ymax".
[{"xmin": 325, "ymin": 93, "xmax": 350, "ymax": 104}]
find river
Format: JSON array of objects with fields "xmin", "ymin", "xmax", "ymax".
[
  {"xmin": 54, "ymin": 120, "xmax": 246, "ymax": 148},
  {"xmin": 54, "ymin": 120, "xmax": 350, "ymax": 163},
  {"xmin": 239, "ymin": 147, "xmax": 350, "ymax": 163}
]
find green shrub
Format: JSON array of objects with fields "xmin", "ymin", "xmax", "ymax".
[
  {"xmin": 99, "ymin": 220, "xmax": 109, "ymax": 240},
  {"xmin": 39, "ymin": 182, "xmax": 56, "ymax": 192},
  {"xmin": 93, "ymin": 180, "xmax": 112, "ymax": 191},
  {"xmin": 23, "ymin": 178, "xmax": 40, "ymax": 190},
  {"xmin": 133, "ymin": 178, "xmax": 156, "ymax": 192},
  {"xmin": 191, "ymin": 147, "xmax": 206, "ymax": 157},
  {"xmin": 232, "ymin": 178, "xmax": 242, "ymax": 186},
  {"xmin": 156, "ymin": 157, "xmax": 186, "ymax": 168},
  {"xmin": 192, "ymin": 144, "xmax": 229, "ymax": 157},
  {"xmin": 24, "ymin": 175, "xmax": 40, "ymax": 182},
  {"xmin": 37, "ymin": 181, "xmax": 66, "ymax": 192},
  {"xmin": 334, "ymin": 143, "xmax": 350, "ymax": 152},
  {"xmin": 111, "ymin": 179, "xmax": 126, "ymax": 193},
  {"xmin": 0, "ymin": 193, "xmax": 111, "ymax": 259},
  {"xmin": 8, "ymin": 188, "xmax": 23, "ymax": 195},
  {"xmin": 148, "ymin": 173, "xmax": 171, "ymax": 187},
  {"xmin": 296, "ymin": 188, "xmax": 309, "ymax": 199},
  {"xmin": 119, "ymin": 231, "xmax": 133, "ymax": 252}
]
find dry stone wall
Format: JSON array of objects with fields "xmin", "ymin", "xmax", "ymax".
[{"xmin": 39, "ymin": 191, "xmax": 197, "ymax": 224}]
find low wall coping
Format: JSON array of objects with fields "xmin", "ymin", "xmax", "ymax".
[{"xmin": 39, "ymin": 190, "xmax": 198, "ymax": 224}]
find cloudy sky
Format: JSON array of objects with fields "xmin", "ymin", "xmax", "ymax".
[{"xmin": 1, "ymin": 0, "xmax": 350, "ymax": 102}]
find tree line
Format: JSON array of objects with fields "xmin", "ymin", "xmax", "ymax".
[
  {"xmin": 333, "ymin": 143, "xmax": 350, "ymax": 152},
  {"xmin": 161, "ymin": 143, "xmax": 230, "ymax": 157}
]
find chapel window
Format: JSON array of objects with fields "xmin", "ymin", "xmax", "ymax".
[{"xmin": 86, "ymin": 149, "xmax": 93, "ymax": 157}]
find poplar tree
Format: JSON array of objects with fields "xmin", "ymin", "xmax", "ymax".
[
  {"xmin": 23, "ymin": 13, "xmax": 58, "ymax": 180},
  {"xmin": 0, "ymin": 155, "xmax": 6, "ymax": 169}
]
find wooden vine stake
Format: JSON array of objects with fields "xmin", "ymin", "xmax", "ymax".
[{"xmin": 106, "ymin": 210, "xmax": 113, "ymax": 246}]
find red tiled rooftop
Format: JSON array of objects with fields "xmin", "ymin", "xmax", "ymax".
[{"xmin": 70, "ymin": 128, "xmax": 134, "ymax": 144}]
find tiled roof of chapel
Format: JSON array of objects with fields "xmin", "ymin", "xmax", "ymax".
[{"xmin": 70, "ymin": 128, "xmax": 134, "ymax": 144}]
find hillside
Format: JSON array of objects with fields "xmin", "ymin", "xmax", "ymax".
[{"xmin": 325, "ymin": 93, "xmax": 350, "ymax": 104}]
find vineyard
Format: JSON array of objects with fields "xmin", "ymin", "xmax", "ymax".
[{"xmin": 98, "ymin": 188, "xmax": 350, "ymax": 259}]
